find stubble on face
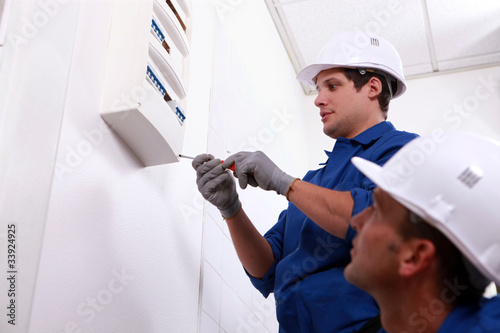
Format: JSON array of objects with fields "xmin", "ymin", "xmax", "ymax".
[
  {"xmin": 315, "ymin": 70, "xmax": 367, "ymax": 139},
  {"xmin": 344, "ymin": 189, "xmax": 407, "ymax": 292}
]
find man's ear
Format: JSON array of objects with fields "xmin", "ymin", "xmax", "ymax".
[
  {"xmin": 398, "ymin": 239, "xmax": 436, "ymax": 277},
  {"xmin": 366, "ymin": 76, "xmax": 383, "ymax": 99}
]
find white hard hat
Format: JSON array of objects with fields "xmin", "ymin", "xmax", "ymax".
[
  {"xmin": 297, "ymin": 31, "xmax": 407, "ymax": 99},
  {"xmin": 351, "ymin": 131, "xmax": 500, "ymax": 286}
]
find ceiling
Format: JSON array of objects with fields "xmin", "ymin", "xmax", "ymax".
[{"xmin": 264, "ymin": 0, "xmax": 500, "ymax": 94}]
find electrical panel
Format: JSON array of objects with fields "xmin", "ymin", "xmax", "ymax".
[{"xmin": 100, "ymin": 0, "xmax": 191, "ymax": 166}]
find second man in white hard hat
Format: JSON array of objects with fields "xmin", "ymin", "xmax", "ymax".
[
  {"xmin": 345, "ymin": 131, "xmax": 500, "ymax": 332},
  {"xmin": 193, "ymin": 31, "xmax": 418, "ymax": 332}
]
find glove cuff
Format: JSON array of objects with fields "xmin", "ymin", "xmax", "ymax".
[
  {"xmin": 285, "ymin": 178, "xmax": 301, "ymax": 200},
  {"xmin": 276, "ymin": 172, "xmax": 297, "ymax": 196},
  {"xmin": 220, "ymin": 198, "xmax": 242, "ymax": 220}
]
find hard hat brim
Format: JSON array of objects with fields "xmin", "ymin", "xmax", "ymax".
[
  {"xmin": 351, "ymin": 156, "xmax": 442, "ymax": 226},
  {"xmin": 351, "ymin": 157, "xmax": 385, "ymax": 189},
  {"xmin": 296, "ymin": 64, "xmax": 345, "ymax": 87},
  {"xmin": 297, "ymin": 64, "xmax": 406, "ymax": 99}
]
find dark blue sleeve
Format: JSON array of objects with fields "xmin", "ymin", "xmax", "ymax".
[
  {"xmin": 245, "ymin": 209, "xmax": 287, "ymax": 298},
  {"xmin": 350, "ymin": 177, "xmax": 377, "ymax": 216},
  {"xmin": 345, "ymin": 224, "xmax": 357, "ymax": 244},
  {"xmin": 350, "ymin": 132, "xmax": 418, "ymax": 216}
]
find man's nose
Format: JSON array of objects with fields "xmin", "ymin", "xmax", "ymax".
[{"xmin": 314, "ymin": 90, "xmax": 328, "ymax": 107}]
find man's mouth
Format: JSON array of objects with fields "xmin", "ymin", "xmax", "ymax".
[{"xmin": 320, "ymin": 110, "xmax": 333, "ymax": 122}]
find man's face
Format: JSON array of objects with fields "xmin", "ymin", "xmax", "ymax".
[
  {"xmin": 344, "ymin": 188, "xmax": 409, "ymax": 293},
  {"xmin": 314, "ymin": 68, "xmax": 372, "ymax": 139}
]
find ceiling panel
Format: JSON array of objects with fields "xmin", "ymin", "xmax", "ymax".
[
  {"xmin": 265, "ymin": 0, "xmax": 500, "ymax": 94},
  {"xmin": 426, "ymin": 0, "xmax": 500, "ymax": 71}
]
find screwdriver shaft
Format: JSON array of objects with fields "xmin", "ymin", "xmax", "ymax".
[{"xmin": 179, "ymin": 154, "xmax": 236, "ymax": 172}]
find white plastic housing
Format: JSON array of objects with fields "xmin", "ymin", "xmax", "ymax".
[{"xmin": 100, "ymin": 0, "xmax": 190, "ymax": 166}]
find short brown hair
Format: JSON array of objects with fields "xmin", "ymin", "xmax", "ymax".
[
  {"xmin": 343, "ymin": 68, "xmax": 392, "ymax": 117},
  {"xmin": 399, "ymin": 211, "xmax": 485, "ymax": 305}
]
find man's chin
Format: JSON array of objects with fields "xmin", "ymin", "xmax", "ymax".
[
  {"xmin": 343, "ymin": 263, "xmax": 354, "ymax": 283},
  {"xmin": 344, "ymin": 263, "xmax": 364, "ymax": 288},
  {"xmin": 323, "ymin": 128, "xmax": 339, "ymax": 139}
]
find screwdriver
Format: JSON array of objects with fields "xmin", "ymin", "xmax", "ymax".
[{"xmin": 178, "ymin": 154, "xmax": 236, "ymax": 172}]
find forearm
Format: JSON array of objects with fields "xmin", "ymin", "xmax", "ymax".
[
  {"xmin": 225, "ymin": 208, "xmax": 275, "ymax": 279},
  {"xmin": 287, "ymin": 180, "xmax": 353, "ymax": 239}
]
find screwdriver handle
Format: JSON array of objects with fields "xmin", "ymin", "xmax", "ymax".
[
  {"xmin": 221, "ymin": 161, "xmax": 253, "ymax": 176},
  {"xmin": 221, "ymin": 160, "xmax": 236, "ymax": 172}
]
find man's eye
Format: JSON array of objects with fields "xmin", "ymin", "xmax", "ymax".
[{"xmin": 329, "ymin": 84, "xmax": 337, "ymax": 90}]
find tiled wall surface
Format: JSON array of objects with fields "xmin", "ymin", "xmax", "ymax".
[
  {"xmin": 198, "ymin": 17, "xmax": 280, "ymax": 332},
  {"xmin": 201, "ymin": 213, "xmax": 278, "ymax": 333},
  {"xmin": 196, "ymin": 1, "xmax": 314, "ymax": 331}
]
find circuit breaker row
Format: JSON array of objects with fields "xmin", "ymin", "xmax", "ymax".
[
  {"xmin": 147, "ymin": 0, "xmax": 190, "ymax": 125},
  {"xmin": 99, "ymin": 0, "xmax": 192, "ymax": 166}
]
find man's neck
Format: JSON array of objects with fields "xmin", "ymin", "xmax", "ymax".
[{"xmin": 375, "ymin": 285, "xmax": 453, "ymax": 333}]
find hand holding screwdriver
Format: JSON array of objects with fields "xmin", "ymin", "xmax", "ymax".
[
  {"xmin": 191, "ymin": 154, "xmax": 241, "ymax": 219},
  {"xmin": 223, "ymin": 151, "xmax": 297, "ymax": 196},
  {"xmin": 184, "ymin": 152, "xmax": 296, "ymax": 196}
]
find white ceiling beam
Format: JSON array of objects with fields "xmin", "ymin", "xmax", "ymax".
[
  {"xmin": 419, "ymin": 0, "xmax": 439, "ymax": 72},
  {"xmin": 264, "ymin": 0, "xmax": 316, "ymax": 95}
]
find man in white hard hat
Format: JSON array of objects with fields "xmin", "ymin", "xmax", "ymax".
[
  {"xmin": 345, "ymin": 131, "xmax": 500, "ymax": 333},
  {"xmin": 193, "ymin": 31, "xmax": 418, "ymax": 332}
]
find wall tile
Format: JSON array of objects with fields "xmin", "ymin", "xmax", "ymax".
[
  {"xmin": 222, "ymin": 235, "xmax": 240, "ymax": 292},
  {"xmin": 204, "ymin": 214, "xmax": 224, "ymax": 274},
  {"xmin": 200, "ymin": 310, "xmax": 220, "ymax": 333},
  {"xmin": 202, "ymin": 262, "xmax": 222, "ymax": 324},
  {"xmin": 220, "ymin": 283, "xmax": 256, "ymax": 333}
]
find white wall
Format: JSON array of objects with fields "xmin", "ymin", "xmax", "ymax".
[
  {"xmin": 0, "ymin": 0, "xmax": 84, "ymax": 332},
  {"xmin": 391, "ymin": 66, "xmax": 500, "ymax": 140},
  {"xmin": 25, "ymin": 1, "xmax": 205, "ymax": 332},
  {"xmin": 17, "ymin": 0, "xmax": 315, "ymax": 332}
]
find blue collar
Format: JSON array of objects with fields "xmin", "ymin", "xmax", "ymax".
[
  {"xmin": 349, "ymin": 121, "xmax": 396, "ymax": 145},
  {"xmin": 323, "ymin": 121, "xmax": 396, "ymax": 159}
]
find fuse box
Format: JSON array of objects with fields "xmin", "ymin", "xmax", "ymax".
[{"xmin": 100, "ymin": 0, "xmax": 191, "ymax": 166}]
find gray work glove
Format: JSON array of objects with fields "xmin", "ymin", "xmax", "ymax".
[
  {"xmin": 222, "ymin": 151, "xmax": 296, "ymax": 196},
  {"xmin": 192, "ymin": 154, "xmax": 241, "ymax": 219}
]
